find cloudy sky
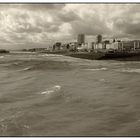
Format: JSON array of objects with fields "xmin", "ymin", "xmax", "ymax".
[{"xmin": 0, "ymin": 3, "xmax": 140, "ymax": 50}]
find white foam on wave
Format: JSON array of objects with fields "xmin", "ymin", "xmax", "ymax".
[
  {"xmin": 99, "ymin": 78, "xmax": 106, "ymax": 82},
  {"xmin": 41, "ymin": 54, "xmax": 51, "ymax": 57},
  {"xmin": 23, "ymin": 125, "xmax": 30, "ymax": 129},
  {"xmin": 121, "ymin": 68, "xmax": 140, "ymax": 74},
  {"xmin": 125, "ymin": 61, "xmax": 140, "ymax": 64},
  {"xmin": 41, "ymin": 54, "xmax": 61, "ymax": 57},
  {"xmin": 13, "ymin": 62, "xmax": 19, "ymax": 65},
  {"xmin": 41, "ymin": 90, "xmax": 54, "ymax": 95},
  {"xmin": 0, "ymin": 56, "xmax": 4, "ymax": 59},
  {"xmin": 84, "ymin": 67, "xmax": 107, "ymax": 71},
  {"xmin": 100, "ymin": 68, "xmax": 108, "ymax": 70},
  {"xmin": 40, "ymin": 85, "xmax": 61, "ymax": 95},
  {"xmin": 22, "ymin": 67, "xmax": 32, "ymax": 71},
  {"xmin": 17, "ymin": 67, "xmax": 32, "ymax": 72}
]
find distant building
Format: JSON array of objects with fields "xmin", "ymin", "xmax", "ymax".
[
  {"xmin": 94, "ymin": 43, "xmax": 104, "ymax": 50},
  {"xmin": 77, "ymin": 34, "xmax": 85, "ymax": 45},
  {"xmin": 87, "ymin": 42, "xmax": 92, "ymax": 50},
  {"xmin": 104, "ymin": 40, "xmax": 110, "ymax": 44},
  {"xmin": 53, "ymin": 42, "xmax": 61, "ymax": 50},
  {"xmin": 119, "ymin": 40, "xmax": 140, "ymax": 51},
  {"xmin": 69, "ymin": 42, "xmax": 78, "ymax": 50},
  {"xmin": 91, "ymin": 42, "xmax": 95, "ymax": 50},
  {"xmin": 103, "ymin": 40, "xmax": 140, "ymax": 52},
  {"xmin": 120, "ymin": 41, "xmax": 134, "ymax": 51},
  {"xmin": 97, "ymin": 35, "xmax": 102, "ymax": 43},
  {"xmin": 77, "ymin": 43, "xmax": 88, "ymax": 52},
  {"xmin": 59, "ymin": 42, "xmax": 78, "ymax": 52},
  {"xmin": 106, "ymin": 42, "xmax": 119, "ymax": 50},
  {"xmin": 94, "ymin": 35, "xmax": 104, "ymax": 50},
  {"xmin": 133, "ymin": 40, "xmax": 140, "ymax": 50}
]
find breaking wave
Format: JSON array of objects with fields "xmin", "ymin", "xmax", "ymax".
[
  {"xmin": 17, "ymin": 67, "xmax": 32, "ymax": 72},
  {"xmin": 84, "ymin": 67, "xmax": 107, "ymax": 71},
  {"xmin": 0, "ymin": 56, "xmax": 4, "ymax": 59},
  {"xmin": 40, "ymin": 54, "xmax": 63, "ymax": 57},
  {"xmin": 40, "ymin": 85, "xmax": 61, "ymax": 95},
  {"xmin": 120, "ymin": 68, "xmax": 140, "ymax": 74}
]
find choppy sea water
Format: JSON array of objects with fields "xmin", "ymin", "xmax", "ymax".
[{"xmin": 0, "ymin": 53, "xmax": 140, "ymax": 136}]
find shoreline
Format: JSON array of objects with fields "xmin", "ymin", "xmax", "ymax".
[{"xmin": 1, "ymin": 51, "xmax": 140, "ymax": 61}]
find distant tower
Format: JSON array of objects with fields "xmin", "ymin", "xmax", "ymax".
[
  {"xmin": 113, "ymin": 38, "xmax": 116, "ymax": 43},
  {"xmin": 97, "ymin": 35, "xmax": 102, "ymax": 43},
  {"xmin": 77, "ymin": 34, "xmax": 85, "ymax": 45}
]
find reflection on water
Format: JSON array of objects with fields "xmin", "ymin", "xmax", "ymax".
[{"xmin": 0, "ymin": 53, "xmax": 140, "ymax": 136}]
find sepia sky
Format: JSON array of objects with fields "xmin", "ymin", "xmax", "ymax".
[{"xmin": 0, "ymin": 3, "xmax": 140, "ymax": 49}]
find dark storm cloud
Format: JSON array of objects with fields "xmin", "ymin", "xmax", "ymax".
[
  {"xmin": 0, "ymin": 4, "xmax": 66, "ymax": 11},
  {"xmin": 112, "ymin": 4, "xmax": 140, "ymax": 38},
  {"xmin": 70, "ymin": 13, "xmax": 111, "ymax": 36},
  {"xmin": 46, "ymin": 25, "xmax": 60, "ymax": 32},
  {"xmin": 22, "ymin": 4, "xmax": 66, "ymax": 11},
  {"xmin": 34, "ymin": 16, "xmax": 62, "ymax": 33},
  {"xmin": 57, "ymin": 11, "xmax": 80, "ymax": 22},
  {"xmin": 15, "ymin": 25, "xmax": 42, "ymax": 33},
  {"xmin": 8, "ymin": 33, "xmax": 28, "ymax": 42},
  {"xmin": 0, "ymin": 37, "xmax": 12, "ymax": 43},
  {"xmin": 0, "ymin": 4, "xmax": 71, "ymax": 34},
  {"xmin": 114, "ymin": 19, "xmax": 140, "ymax": 36}
]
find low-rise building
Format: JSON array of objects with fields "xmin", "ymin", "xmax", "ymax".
[{"xmin": 53, "ymin": 42, "xmax": 62, "ymax": 51}]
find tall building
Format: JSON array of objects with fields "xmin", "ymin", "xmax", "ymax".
[
  {"xmin": 97, "ymin": 35, "xmax": 102, "ymax": 43},
  {"xmin": 77, "ymin": 34, "xmax": 85, "ymax": 45}
]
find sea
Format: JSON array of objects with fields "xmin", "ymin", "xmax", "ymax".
[{"xmin": 0, "ymin": 52, "xmax": 140, "ymax": 136}]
